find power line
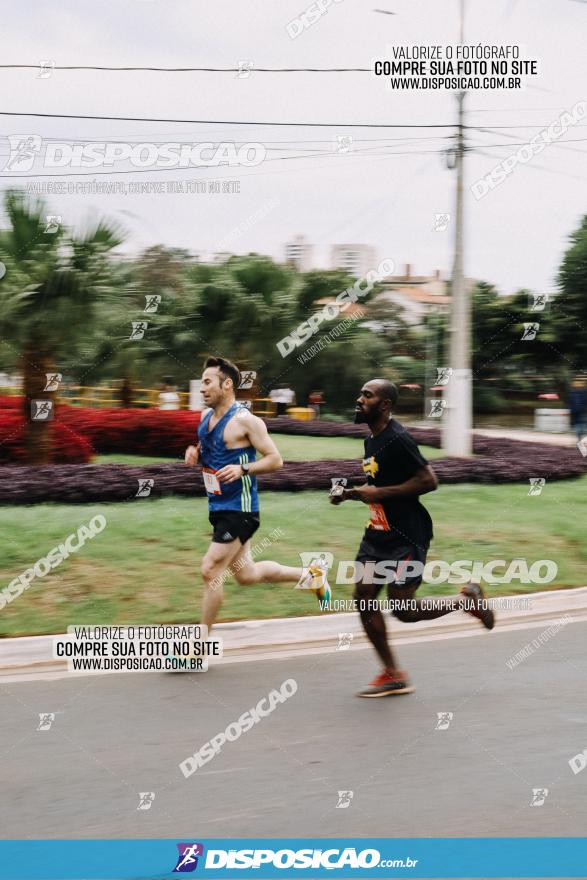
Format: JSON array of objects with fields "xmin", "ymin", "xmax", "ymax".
[
  {"xmin": 0, "ymin": 134, "xmax": 458, "ymax": 147},
  {"xmin": 471, "ymin": 137, "xmax": 587, "ymax": 148},
  {"xmin": 471, "ymin": 127, "xmax": 587, "ymax": 154},
  {"xmin": 466, "ymin": 123, "xmax": 587, "ymax": 129},
  {"xmin": 1, "ymin": 109, "xmax": 585, "ymax": 132},
  {"xmin": 6, "ymin": 138, "xmax": 574, "ymax": 180},
  {"xmin": 0, "ymin": 146, "xmax": 460, "ymax": 179},
  {"xmin": 0, "ymin": 110, "xmax": 457, "ymax": 128}
]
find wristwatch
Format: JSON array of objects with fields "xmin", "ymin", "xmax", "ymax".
[{"xmin": 241, "ymin": 461, "xmax": 250, "ymax": 476}]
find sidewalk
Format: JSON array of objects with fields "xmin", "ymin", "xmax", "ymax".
[
  {"xmin": 409, "ymin": 420, "xmax": 578, "ymax": 447},
  {"xmin": 2, "ymin": 587, "xmax": 587, "ymax": 680},
  {"xmin": 474, "ymin": 427, "xmax": 578, "ymax": 447}
]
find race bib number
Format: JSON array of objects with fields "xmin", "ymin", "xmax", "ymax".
[
  {"xmin": 202, "ymin": 467, "xmax": 221, "ymax": 495},
  {"xmin": 367, "ymin": 503, "xmax": 391, "ymax": 531}
]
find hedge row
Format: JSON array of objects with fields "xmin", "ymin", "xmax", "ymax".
[
  {"xmin": 0, "ymin": 401, "xmax": 201, "ymax": 462},
  {"xmin": 59, "ymin": 406, "xmax": 201, "ymax": 457},
  {"xmin": 0, "ymin": 432, "xmax": 584, "ymax": 503},
  {"xmin": 0, "ymin": 416, "xmax": 93, "ymax": 465}
]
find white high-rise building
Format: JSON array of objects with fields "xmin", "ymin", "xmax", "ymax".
[
  {"xmin": 285, "ymin": 235, "xmax": 313, "ymax": 272},
  {"xmin": 331, "ymin": 244, "xmax": 377, "ymax": 278}
]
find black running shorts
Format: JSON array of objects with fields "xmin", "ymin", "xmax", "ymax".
[
  {"xmin": 209, "ymin": 511, "xmax": 260, "ymax": 545},
  {"xmin": 355, "ymin": 534, "xmax": 429, "ymax": 593}
]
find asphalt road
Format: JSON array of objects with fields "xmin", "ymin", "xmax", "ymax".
[{"xmin": 1, "ymin": 620, "xmax": 586, "ymax": 840}]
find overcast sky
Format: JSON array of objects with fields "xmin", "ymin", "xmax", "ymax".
[{"xmin": 1, "ymin": 0, "xmax": 585, "ymax": 294}]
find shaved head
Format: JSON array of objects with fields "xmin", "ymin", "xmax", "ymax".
[
  {"xmin": 369, "ymin": 378, "xmax": 398, "ymax": 407},
  {"xmin": 355, "ymin": 378, "xmax": 398, "ymax": 426}
]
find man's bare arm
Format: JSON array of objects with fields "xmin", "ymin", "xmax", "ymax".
[
  {"xmin": 215, "ymin": 415, "xmax": 283, "ymax": 483},
  {"xmin": 243, "ymin": 415, "xmax": 283, "ymax": 474},
  {"xmin": 184, "ymin": 443, "xmax": 200, "ymax": 466}
]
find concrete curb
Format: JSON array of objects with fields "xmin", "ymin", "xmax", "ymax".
[{"xmin": 1, "ymin": 587, "xmax": 587, "ymax": 677}]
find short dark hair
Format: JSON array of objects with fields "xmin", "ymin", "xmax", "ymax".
[
  {"xmin": 373, "ymin": 378, "xmax": 398, "ymax": 407},
  {"xmin": 203, "ymin": 356, "xmax": 241, "ymax": 392}
]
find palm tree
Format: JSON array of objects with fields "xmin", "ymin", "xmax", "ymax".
[{"xmin": 0, "ymin": 190, "xmax": 124, "ymax": 463}]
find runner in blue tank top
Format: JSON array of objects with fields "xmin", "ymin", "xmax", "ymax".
[{"xmin": 184, "ymin": 356, "xmax": 331, "ymax": 634}]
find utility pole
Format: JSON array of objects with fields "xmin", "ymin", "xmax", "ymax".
[
  {"xmin": 442, "ymin": 0, "xmax": 473, "ymax": 455},
  {"xmin": 424, "ymin": 309, "xmax": 440, "ymax": 421}
]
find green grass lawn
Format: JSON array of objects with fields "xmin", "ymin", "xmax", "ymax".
[
  {"xmin": 1, "ymin": 476, "xmax": 585, "ymax": 636},
  {"xmin": 95, "ymin": 435, "xmax": 445, "ymax": 465}
]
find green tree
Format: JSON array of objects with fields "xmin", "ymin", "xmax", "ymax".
[
  {"xmin": 295, "ymin": 270, "xmax": 354, "ymax": 318},
  {"xmin": 554, "ymin": 214, "xmax": 587, "ymax": 372},
  {"xmin": 0, "ymin": 190, "xmax": 123, "ymax": 461}
]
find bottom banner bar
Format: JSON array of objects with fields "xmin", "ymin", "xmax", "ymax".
[{"xmin": 1, "ymin": 838, "xmax": 587, "ymax": 879}]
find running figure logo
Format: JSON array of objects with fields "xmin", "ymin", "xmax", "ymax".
[
  {"xmin": 238, "ymin": 371, "xmax": 256, "ymax": 389},
  {"xmin": 31, "ymin": 400, "xmax": 54, "ymax": 421},
  {"xmin": 530, "ymin": 788, "xmax": 549, "ymax": 806},
  {"xmin": 299, "ymin": 551, "xmax": 334, "ymax": 570},
  {"xmin": 136, "ymin": 479, "xmax": 155, "ymax": 498},
  {"xmin": 428, "ymin": 399, "xmax": 446, "ymax": 418},
  {"xmin": 236, "ymin": 60, "xmax": 253, "ymax": 79},
  {"xmin": 329, "ymin": 477, "xmax": 347, "ymax": 502},
  {"xmin": 38, "ymin": 60, "xmax": 55, "ymax": 79},
  {"xmin": 37, "ymin": 713, "xmax": 55, "ymax": 731},
  {"xmin": 173, "ymin": 843, "xmax": 204, "ymax": 872},
  {"xmin": 336, "ymin": 791, "xmax": 354, "ymax": 809},
  {"xmin": 144, "ymin": 295, "xmax": 161, "ymax": 313},
  {"xmin": 137, "ymin": 792, "xmax": 155, "ymax": 811},
  {"xmin": 435, "ymin": 712, "xmax": 453, "ymax": 730},
  {"xmin": 130, "ymin": 321, "xmax": 148, "ymax": 341},
  {"xmin": 435, "ymin": 367, "xmax": 453, "ymax": 386},
  {"xmin": 335, "ymin": 135, "xmax": 353, "ymax": 154},
  {"xmin": 432, "ymin": 212, "xmax": 450, "ymax": 232},
  {"xmin": 235, "ymin": 400, "xmax": 252, "ymax": 417},
  {"xmin": 44, "ymin": 215, "xmax": 61, "ymax": 234},
  {"xmin": 528, "ymin": 478, "xmax": 546, "ymax": 496},
  {"xmin": 44, "ymin": 373, "xmax": 62, "ymax": 392},
  {"xmin": 528, "ymin": 293, "xmax": 549, "ymax": 312},
  {"xmin": 5, "ymin": 135, "xmax": 42, "ymax": 171},
  {"xmin": 521, "ymin": 322, "xmax": 539, "ymax": 341}
]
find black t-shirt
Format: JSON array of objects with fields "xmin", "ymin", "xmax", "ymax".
[{"xmin": 361, "ymin": 419, "xmax": 433, "ymax": 547}]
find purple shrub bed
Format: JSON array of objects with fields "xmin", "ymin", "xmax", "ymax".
[
  {"xmin": 266, "ymin": 416, "xmax": 370, "ymax": 439},
  {"xmin": 267, "ymin": 418, "xmax": 586, "ymax": 482},
  {"xmin": 0, "ymin": 426, "xmax": 584, "ymax": 503},
  {"xmin": 0, "ymin": 463, "xmax": 203, "ymax": 505}
]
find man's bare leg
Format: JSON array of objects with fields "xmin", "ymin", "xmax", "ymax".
[
  {"xmin": 201, "ymin": 539, "xmax": 331, "ymax": 635},
  {"xmin": 388, "ymin": 584, "xmax": 462, "ymax": 623},
  {"xmin": 201, "ymin": 539, "xmax": 306, "ymax": 631},
  {"xmin": 231, "ymin": 541, "xmax": 302, "ymax": 585},
  {"xmin": 200, "ymin": 538, "xmax": 244, "ymax": 631},
  {"xmin": 388, "ymin": 583, "xmax": 494, "ymax": 629},
  {"xmin": 354, "ymin": 580, "xmax": 396, "ymax": 670}
]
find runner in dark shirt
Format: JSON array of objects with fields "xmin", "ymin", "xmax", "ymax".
[{"xmin": 330, "ymin": 378, "xmax": 495, "ymax": 698}]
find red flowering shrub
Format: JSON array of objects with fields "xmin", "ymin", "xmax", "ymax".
[
  {"xmin": 0, "ymin": 399, "xmax": 200, "ymax": 463},
  {"xmin": 0, "ymin": 396, "xmax": 20, "ymax": 409},
  {"xmin": 58, "ymin": 406, "xmax": 201, "ymax": 457},
  {"xmin": 0, "ymin": 414, "xmax": 93, "ymax": 464}
]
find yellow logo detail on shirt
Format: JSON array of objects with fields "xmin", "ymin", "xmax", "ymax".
[{"xmin": 362, "ymin": 456, "xmax": 379, "ymax": 478}]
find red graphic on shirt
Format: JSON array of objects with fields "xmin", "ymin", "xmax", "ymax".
[{"xmin": 367, "ymin": 503, "xmax": 391, "ymax": 531}]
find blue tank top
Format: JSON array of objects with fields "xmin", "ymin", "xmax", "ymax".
[{"xmin": 197, "ymin": 403, "xmax": 259, "ymax": 513}]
